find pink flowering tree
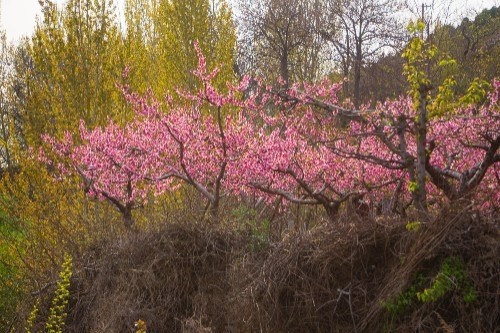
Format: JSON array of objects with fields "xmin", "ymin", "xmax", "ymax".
[
  {"xmin": 251, "ymin": 23, "xmax": 499, "ymax": 218},
  {"xmin": 265, "ymin": 77, "xmax": 499, "ymax": 217},
  {"xmin": 42, "ymin": 120, "xmax": 161, "ymax": 228},
  {"xmin": 236, "ymin": 81, "xmax": 404, "ymax": 219},
  {"xmin": 125, "ymin": 42, "xmax": 254, "ymax": 218},
  {"xmin": 43, "ymin": 41, "xmax": 256, "ymax": 226},
  {"xmin": 426, "ymin": 84, "xmax": 500, "ymax": 207},
  {"xmin": 43, "ymin": 39, "xmax": 499, "ymax": 228}
]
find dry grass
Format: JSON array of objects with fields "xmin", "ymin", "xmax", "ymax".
[{"xmin": 23, "ymin": 202, "xmax": 499, "ymax": 332}]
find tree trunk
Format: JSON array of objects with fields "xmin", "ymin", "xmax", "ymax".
[
  {"xmin": 324, "ymin": 202, "xmax": 340, "ymax": 222},
  {"xmin": 353, "ymin": 42, "xmax": 362, "ymax": 108},
  {"xmin": 414, "ymin": 84, "xmax": 430, "ymax": 218},
  {"xmin": 209, "ymin": 198, "xmax": 219, "ymax": 219},
  {"xmin": 280, "ymin": 49, "xmax": 290, "ymax": 87},
  {"xmin": 123, "ymin": 205, "xmax": 134, "ymax": 229},
  {"xmin": 343, "ymin": 32, "xmax": 351, "ymax": 98}
]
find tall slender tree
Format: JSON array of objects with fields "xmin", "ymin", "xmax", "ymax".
[
  {"xmin": 26, "ymin": 0, "xmax": 125, "ymax": 145},
  {"xmin": 0, "ymin": 0, "xmax": 127, "ymax": 289},
  {"xmin": 237, "ymin": 0, "xmax": 325, "ymax": 85},
  {"xmin": 316, "ymin": 0, "xmax": 403, "ymax": 107}
]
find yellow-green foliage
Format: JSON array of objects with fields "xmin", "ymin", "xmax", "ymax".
[
  {"xmin": 27, "ymin": 0, "xmax": 128, "ymax": 145},
  {"xmin": 428, "ymin": 76, "xmax": 457, "ymax": 117},
  {"xmin": 458, "ymin": 78, "xmax": 491, "ymax": 106},
  {"xmin": 382, "ymin": 274, "xmax": 426, "ymax": 316},
  {"xmin": 46, "ymin": 254, "xmax": 73, "ymax": 333},
  {"xmin": 123, "ymin": 0, "xmax": 236, "ymax": 95},
  {"xmin": 25, "ymin": 297, "xmax": 40, "ymax": 333},
  {"xmin": 403, "ymin": 20, "xmax": 463, "ymax": 117},
  {"xmin": 0, "ymin": 202, "xmax": 24, "ymax": 329},
  {"xmin": 429, "ymin": 77, "xmax": 494, "ymax": 117},
  {"xmin": 402, "ymin": 20, "xmax": 436, "ymax": 107},
  {"xmin": 407, "ymin": 180, "xmax": 419, "ymax": 193},
  {"xmin": 384, "ymin": 256, "xmax": 476, "ymax": 317},
  {"xmin": 0, "ymin": 0, "xmax": 129, "ymax": 296},
  {"xmin": 417, "ymin": 256, "xmax": 476, "ymax": 303},
  {"xmin": 0, "ymin": 152, "xmax": 121, "ymax": 285},
  {"xmin": 134, "ymin": 319, "xmax": 147, "ymax": 333},
  {"xmin": 405, "ymin": 221, "xmax": 421, "ymax": 232},
  {"xmin": 0, "ymin": 0, "xmax": 237, "ymax": 324},
  {"xmin": 403, "ymin": 20, "xmax": 495, "ymax": 120}
]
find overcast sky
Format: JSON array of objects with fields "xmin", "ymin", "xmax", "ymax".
[
  {"xmin": 1, "ymin": 0, "xmax": 499, "ymax": 44},
  {"xmin": 1, "ymin": 0, "xmax": 126, "ymax": 43}
]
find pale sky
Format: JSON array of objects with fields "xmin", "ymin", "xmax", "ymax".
[
  {"xmin": 1, "ymin": 0, "xmax": 125, "ymax": 43},
  {"xmin": 0, "ymin": 0, "xmax": 499, "ymax": 44}
]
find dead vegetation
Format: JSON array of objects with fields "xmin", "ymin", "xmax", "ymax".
[{"xmin": 24, "ymin": 202, "xmax": 498, "ymax": 332}]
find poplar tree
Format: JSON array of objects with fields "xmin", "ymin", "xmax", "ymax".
[
  {"xmin": 123, "ymin": 0, "xmax": 236, "ymax": 94},
  {"xmin": 26, "ymin": 0, "xmax": 125, "ymax": 146},
  {"xmin": 0, "ymin": 0, "xmax": 126, "ymax": 286}
]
